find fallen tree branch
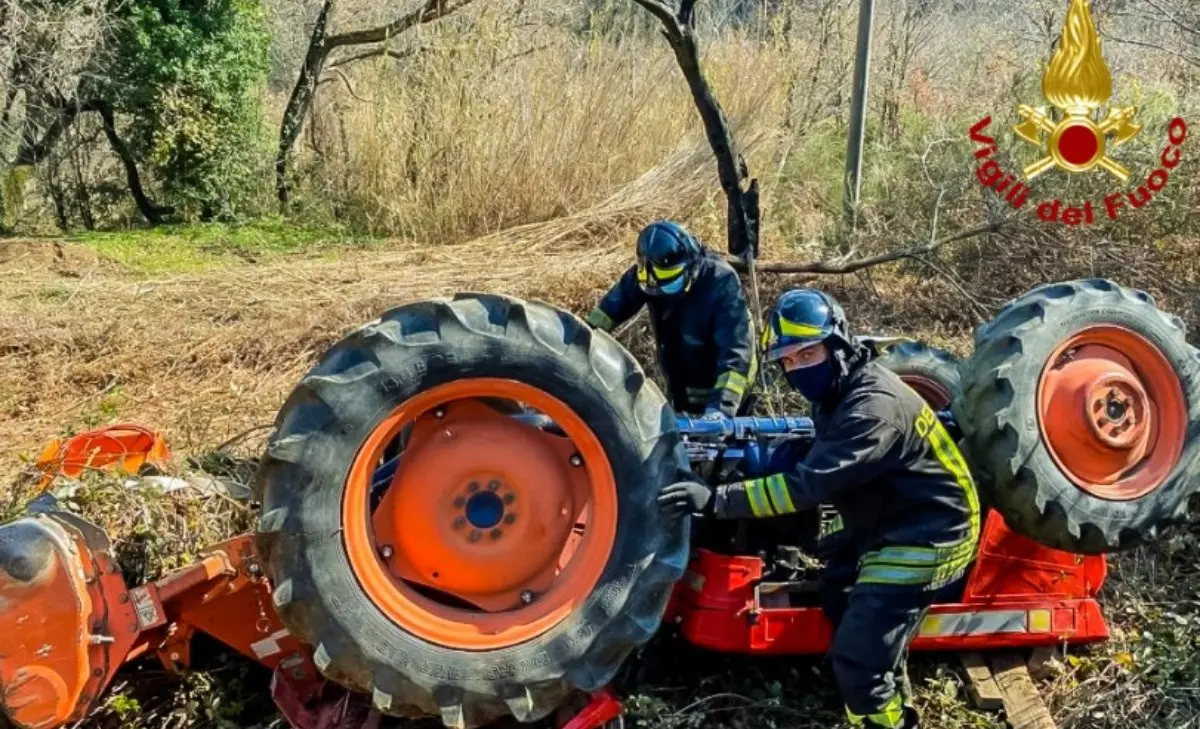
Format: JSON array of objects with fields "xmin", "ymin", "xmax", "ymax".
[{"xmin": 730, "ymin": 219, "xmax": 1012, "ymax": 275}]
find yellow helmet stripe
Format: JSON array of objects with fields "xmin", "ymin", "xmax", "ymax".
[
  {"xmin": 651, "ymin": 263, "xmax": 685, "ymax": 279},
  {"xmin": 778, "ymin": 319, "xmax": 826, "ymax": 338}
]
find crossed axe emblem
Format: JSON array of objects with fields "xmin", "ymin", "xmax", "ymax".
[{"xmin": 1013, "ymin": 104, "xmax": 1142, "ymax": 182}]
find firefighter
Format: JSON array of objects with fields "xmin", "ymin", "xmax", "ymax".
[
  {"xmin": 585, "ymin": 220, "xmax": 757, "ymax": 418},
  {"xmin": 656, "ymin": 288, "xmax": 981, "ymax": 729}
]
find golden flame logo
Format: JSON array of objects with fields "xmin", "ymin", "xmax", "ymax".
[
  {"xmin": 1013, "ymin": 0, "xmax": 1141, "ymax": 181},
  {"xmin": 1043, "ymin": 0, "xmax": 1111, "ymax": 112}
]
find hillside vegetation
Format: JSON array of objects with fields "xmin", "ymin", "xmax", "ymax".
[{"xmin": 3, "ymin": 0, "xmax": 1200, "ymax": 728}]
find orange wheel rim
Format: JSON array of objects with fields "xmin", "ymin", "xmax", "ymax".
[
  {"xmin": 900, "ymin": 375, "xmax": 953, "ymax": 411},
  {"xmin": 342, "ymin": 378, "xmax": 619, "ymax": 650},
  {"xmin": 1037, "ymin": 325, "xmax": 1187, "ymax": 501}
]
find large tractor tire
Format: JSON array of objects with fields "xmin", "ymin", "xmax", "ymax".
[
  {"xmin": 254, "ymin": 293, "xmax": 689, "ymax": 729},
  {"xmin": 954, "ymin": 278, "xmax": 1200, "ymax": 554},
  {"xmin": 874, "ymin": 339, "xmax": 963, "ymax": 411}
]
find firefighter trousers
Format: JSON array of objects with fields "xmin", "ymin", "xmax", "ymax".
[{"xmin": 822, "ymin": 574, "xmax": 966, "ymax": 728}]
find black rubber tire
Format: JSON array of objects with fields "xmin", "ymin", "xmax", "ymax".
[
  {"xmin": 874, "ymin": 340, "xmax": 964, "ymax": 411},
  {"xmin": 253, "ymin": 293, "xmax": 689, "ymax": 729},
  {"xmin": 954, "ymin": 278, "xmax": 1200, "ymax": 554}
]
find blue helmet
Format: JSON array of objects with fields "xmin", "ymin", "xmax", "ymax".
[
  {"xmin": 763, "ymin": 288, "xmax": 854, "ymax": 362},
  {"xmin": 635, "ymin": 220, "xmax": 702, "ymax": 297}
]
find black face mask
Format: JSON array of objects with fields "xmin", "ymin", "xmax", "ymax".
[{"xmin": 785, "ymin": 358, "xmax": 836, "ymax": 402}]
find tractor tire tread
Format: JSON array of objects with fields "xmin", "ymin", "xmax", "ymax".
[
  {"xmin": 254, "ymin": 293, "xmax": 688, "ymax": 729},
  {"xmin": 954, "ymin": 278, "xmax": 1200, "ymax": 553}
]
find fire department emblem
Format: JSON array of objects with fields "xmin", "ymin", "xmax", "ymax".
[{"xmin": 1012, "ymin": 0, "xmax": 1141, "ymax": 181}]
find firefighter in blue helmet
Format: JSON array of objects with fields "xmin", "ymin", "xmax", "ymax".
[
  {"xmin": 585, "ymin": 220, "xmax": 757, "ymax": 418},
  {"xmin": 657, "ymin": 288, "xmax": 981, "ymax": 729}
]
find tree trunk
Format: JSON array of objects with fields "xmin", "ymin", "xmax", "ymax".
[
  {"xmin": 663, "ymin": 25, "xmax": 759, "ymax": 261},
  {"xmin": 275, "ymin": 0, "xmax": 334, "ymax": 206},
  {"xmin": 91, "ymin": 100, "xmax": 173, "ymax": 225}
]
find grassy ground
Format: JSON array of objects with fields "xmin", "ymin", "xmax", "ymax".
[
  {"xmin": 4, "ymin": 219, "xmax": 1200, "ymax": 729},
  {"xmin": 67, "ymin": 219, "xmax": 387, "ymax": 274}
]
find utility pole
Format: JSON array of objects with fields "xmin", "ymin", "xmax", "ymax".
[{"xmin": 844, "ymin": 0, "xmax": 875, "ymax": 234}]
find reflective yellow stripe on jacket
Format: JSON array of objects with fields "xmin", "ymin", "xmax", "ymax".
[
  {"xmin": 742, "ymin": 474, "xmax": 796, "ymax": 518},
  {"xmin": 858, "ymin": 404, "xmax": 980, "ymax": 590}
]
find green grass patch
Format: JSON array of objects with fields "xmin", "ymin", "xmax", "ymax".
[{"xmin": 69, "ymin": 218, "xmax": 388, "ymax": 274}]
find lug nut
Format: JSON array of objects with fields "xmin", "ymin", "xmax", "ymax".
[
  {"xmin": 504, "ymin": 514, "xmax": 517, "ymax": 525},
  {"xmin": 453, "ymin": 517, "xmax": 467, "ymax": 529},
  {"xmin": 503, "ymin": 494, "xmax": 515, "ymax": 505},
  {"xmin": 570, "ymin": 454, "xmax": 583, "ymax": 467},
  {"xmin": 487, "ymin": 480, "xmax": 500, "ymax": 491},
  {"xmin": 469, "ymin": 530, "xmax": 482, "ymax": 543},
  {"xmin": 454, "ymin": 496, "xmax": 466, "ymax": 508},
  {"xmin": 521, "ymin": 591, "xmax": 535, "ymax": 604},
  {"xmin": 490, "ymin": 529, "xmax": 503, "ymax": 540},
  {"xmin": 380, "ymin": 545, "xmax": 394, "ymax": 559},
  {"xmin": 468, "ymin": 481, "xmax": 480, "ymax": 493}
]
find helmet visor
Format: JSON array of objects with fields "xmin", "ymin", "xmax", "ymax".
[
  {"xmin": 637, "ymin": 260, "xmax": 688, "ymax": 294},
  {"xmin": 765, "ymin": 338, "xmax": 822, "ymax": 362}
]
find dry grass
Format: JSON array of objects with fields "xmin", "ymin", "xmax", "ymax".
[
  {"xmin": 289, "ymin": 15, "xmax": 792, "ymax": 243},
  {"xmin": 0, "ymin": 135, "xmax": 740, "ymax": 483}
]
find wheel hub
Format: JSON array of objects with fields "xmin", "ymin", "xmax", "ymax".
[
  {"xmin": 1042, "ymin": 345, "xmax": 1151, "ymax": 485},
  {"xmin": 1086, "ymin": 380, "xmax": 1145, "ymax": 448},
  {"xmin": 342, "ymin": 378, "xmax": 619, "ymax": 651},
  {"xmin": 1037, "ymin": 326, "xmax": 1188, "ymax": 501},
  {"xmin": 373, "ymin": 411, "xmax": 579, "ymax": 611}
]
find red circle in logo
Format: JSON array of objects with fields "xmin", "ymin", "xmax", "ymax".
[{"xmin": 1058, "ymin": 124, "xmax": 1100, "ymax": 166}]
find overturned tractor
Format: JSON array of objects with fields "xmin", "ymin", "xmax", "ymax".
[{"xmin": 2, "ymin": 278, "xmax": 1198, "ymax": 729}]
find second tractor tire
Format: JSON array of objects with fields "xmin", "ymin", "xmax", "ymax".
[
  {"xmin": 954, "ymin": 278, "xmax": 1200, "ymax": 554},
  {"xmin": 873, "ymin": 339, "xmax": 963, "ymax": 412}
]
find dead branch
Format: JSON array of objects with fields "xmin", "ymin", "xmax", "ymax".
[
  {"xmin": 318, "ymin": 67, "xmax": 376, "ymax": 104},
  {"xmin": 1142, "ymin": 0, "xmax": 1200, "ymax": 38},
  {"xmin": 630, "ymin": 0, "xmax": 761, "ymax": 324},
  {"xmin": 1099, "ymin": 29, "xmax": 1200, "ymax": 67},
  {"xmin": 731, "ymin": 219, "xmax": 1012, "ymax": 275},
  {"xmin": 327, "ymin": 46, "xmax": 427, "ymax": 70},
  {"xmin": 12, "ymin": 97, "xmax": 81, "ymax": 165},
  {"xmin": 326, "ymin": 0, "xmax": 475, "ymax": 49}
]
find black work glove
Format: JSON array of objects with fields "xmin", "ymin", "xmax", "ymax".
[{"xmin": 657, "ymin": 480, "xmax": 714, "ymax": 520}]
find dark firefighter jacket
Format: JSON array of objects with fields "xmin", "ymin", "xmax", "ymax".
[
  {"xmin": 585, "ymin": 251, "xmax": 757, "ymax": 417},
  {"xmin": 712, "ymin": 357, "xmax": 981, "ymax": 590}
]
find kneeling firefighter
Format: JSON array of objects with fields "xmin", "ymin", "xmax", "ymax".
[
  {"xmin": 657, "ymin": 288, "xmax": 981, "ymax": 729},
  {"xmin": 585, "ymin": 220, "xmax": 757, "ymax": 418}
]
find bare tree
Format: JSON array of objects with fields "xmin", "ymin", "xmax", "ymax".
[
  {"xmin": 0, "ymin": 0, "xmax": 109, "ymax": 228},
  {"xmin": 274, "ymin": 0, "xmax": 479, "ymax": 206},
  {"xmin": 630, "ymin": 0, "xmax": 763, "ymax": 321}
]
